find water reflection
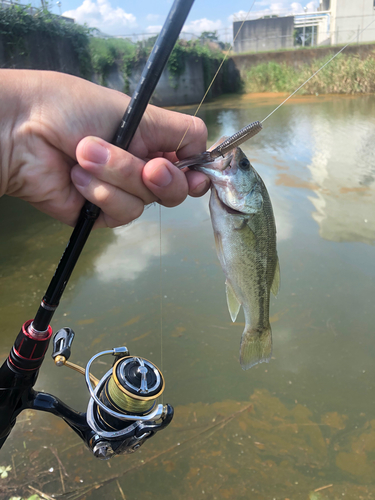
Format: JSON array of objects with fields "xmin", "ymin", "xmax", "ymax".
[
  {"xmin": 94, "ymin": 220, "xmax": 171, "ymax": 282},
  {"xmin": 307, "ymin": 115, "xmax": 375, "ymax": 245}
]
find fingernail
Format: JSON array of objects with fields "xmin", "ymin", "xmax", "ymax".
[
  {"xmin": 149, "ymin": 164, "xmax": 173, "ymax": 187},
  {"xmin": 72, "ymin": 166, "xmax": 93, "ymax": 187},
  {"xmin": 83, "ymin": 140, "xmax": 109, "ymax": 165}
]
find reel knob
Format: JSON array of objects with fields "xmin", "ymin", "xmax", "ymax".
[
  {"xmin": 113, "ymin": 356, "xmax": 164, "ymax": 397},
  {"xmin": 92, "ymin": 440, "xmax": 114, "ymax": 459},
  {"xmin": 99, "ymin": 357, "xmax": 164, "ymax": 430}
]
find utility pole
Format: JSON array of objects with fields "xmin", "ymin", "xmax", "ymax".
[{"xmin": 302, "ymin": 6, "xmax": 307, "ymax": 47}]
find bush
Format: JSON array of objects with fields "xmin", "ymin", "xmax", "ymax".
[
  {"xmin": 243, "ymin": 53, "xmax": 375, "ymax": 94},
  {"xmin": 0, "ymin": 4, "xmax": 92, "ymax": 77},
  {"xmin": 89, "ymin": 37, "xmax": 136, "ymax": 89}
]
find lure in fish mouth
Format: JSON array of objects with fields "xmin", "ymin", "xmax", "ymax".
[{"xmin": 195, "ymin": 144, "xmax": 280, "ymax": 370}]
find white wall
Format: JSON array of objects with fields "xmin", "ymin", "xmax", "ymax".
[{"xmin": 331, "ymin": 0, "xmax": 375, "ymax": 44}]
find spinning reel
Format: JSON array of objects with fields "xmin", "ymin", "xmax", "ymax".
[
  {"xmin": 53, "ymin": 328, "xmax": 173, "ymax": 458},
  {"xmin": 0, "ymin": 322, "xmax": 173, "ymax": 459}
]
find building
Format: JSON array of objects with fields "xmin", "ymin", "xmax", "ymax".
[
  {"xmin": 233, "ymin": 2, "xmax": 375, "ymax": 54},
  {"xmin": 319, "ymin": 0, "xmax": 375, "ymax": 45},
  {"xmin": 233, "ymin": 17, "xmax": 294, "ymax": 53}
]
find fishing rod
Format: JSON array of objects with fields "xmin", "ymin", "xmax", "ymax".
[{"xmin": 0, "ymin": 0, "xmax": 195, "ymax": 460}]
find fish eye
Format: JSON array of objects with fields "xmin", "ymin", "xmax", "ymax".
[{"xmin": 239, "ymin": 158, "xmax": 250, "ymax": 170}]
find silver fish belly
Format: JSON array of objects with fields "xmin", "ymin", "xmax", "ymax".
[{"xmin": 197, "ymin": 147, "xmax": 280, "ymax": 370}]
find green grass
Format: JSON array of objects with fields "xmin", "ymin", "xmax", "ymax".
[
  {"xmin": 89, "ymin": 37, "xmax": 136, "ymax": 89},
  {"xmin": 244, "ymin": 52, "xmax": 375, "ymax": 94}
]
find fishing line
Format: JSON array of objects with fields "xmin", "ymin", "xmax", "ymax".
[
  {"xmin": 261, "ymin": 18, "xmax": 375, "ymax": 124},
  {"xmin": 159, "ymin": 204, "xmax": 163, "ymax": 405},
  {"xmin": 176, "ymin": 0, "xmax": 257, "ymax": 152},
  {"xmin": 160, "ymin": 2, "xmax": 257, "ymax": 401}
]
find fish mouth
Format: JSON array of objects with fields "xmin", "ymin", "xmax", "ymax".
[
  {"xmin": 195, "ymin": 154, "xmax": 233, "ymax": 176},
  {"xmin": 212, "ymin": 187, "xmax": 244, "ymax": 215},
  {"xmin": 213, "ymin": 153, "xmax": 233, "ymax": 172}
]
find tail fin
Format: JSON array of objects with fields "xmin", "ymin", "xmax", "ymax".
[{"xmin": 239, "ymin": 325, "xmax": 272, "ymax": 370}]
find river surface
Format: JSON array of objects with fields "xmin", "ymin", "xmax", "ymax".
[{"xmin": 1, "ymin": 93, "xmax": 375, "ymax": 500}]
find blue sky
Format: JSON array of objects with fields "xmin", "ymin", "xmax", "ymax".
[{"xmin": 46, "ymin": 0, "xmax": 319, "ymax": 39}]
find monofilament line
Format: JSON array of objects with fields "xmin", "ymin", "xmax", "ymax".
[
  {"xmin": 159, "ymin": 205, "xmax": 163, "ymax": 405},
  {"xmin": 176, "ymin": 0, "xmax": 257, "ymax": 153},
  {"xmin": 261, "ymin": 18, "xmax": 375, "ymax": 124}
]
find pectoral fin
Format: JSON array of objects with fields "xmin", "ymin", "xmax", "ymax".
[
  {"xmin": 226, "ymin": 279, "xmax": 241, "ymax": 322},
  {"xmin": 213, "ymin": 230, "xmax": 226, "ymax": 269},
  {"xmin": 271, "ymin": 257, "xmax": 280, "ymax": 297}
]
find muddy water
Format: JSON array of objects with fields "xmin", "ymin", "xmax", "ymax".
[{"xmin": 1, "ymin": 93, "xmax": 375, "ymax": 500}]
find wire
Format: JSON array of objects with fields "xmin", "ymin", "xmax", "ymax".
[
  {"xmin": 159, "ymin": 205, "xmax": 163, "ymax": 405},
  {"xmin": 176, "ymin": 0, "xmax": 257, "ymax": 153}
]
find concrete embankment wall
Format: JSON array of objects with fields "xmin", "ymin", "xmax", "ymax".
[
  {"xmin": 231, "ymin": 43, "xmax": 375, "ymax": 77},
  {"xmin": 0, "ymin": 31, "xmax": 241, "ymax": 106},
  {"xmin": 1, "ymin": 30, "xmax": 374, "ymax": 106},
  {"xmin": 100, "ymin": 55, "xmax": 241, "ymax": 107},
  {"xmin": 0, "ymin": 32, "xmax": 82, "ymax": 76}
]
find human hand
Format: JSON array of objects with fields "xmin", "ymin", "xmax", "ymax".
[{"xmin": 1, "ymin": 70, "xmax": 209, "ymax": 228}]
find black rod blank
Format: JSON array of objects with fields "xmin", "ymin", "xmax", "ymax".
[
  {"xmin": 32, "ymin": 0, "xmax": 195, "ymax": 332},
  {"xmin": 114, "ymin": 0, "xmax": 195, "ymax": 150}
]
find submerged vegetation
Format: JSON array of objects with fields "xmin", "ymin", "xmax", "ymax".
[
  {"xmin": 244, "ymin": 52, "xmax": 375, "ymax": 94},
  {"xmin": 3, "ymin": 389, "xmax": 375, "ymax": 498}
]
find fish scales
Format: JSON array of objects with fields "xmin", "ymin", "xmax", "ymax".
[{"xmin": 196, "ymin": 145, "xmax": 279, "ymax": 370}]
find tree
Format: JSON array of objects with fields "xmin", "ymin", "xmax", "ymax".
[{"xmin": 199, "ymin": 31, "xmax": 219, "ymax": 43}]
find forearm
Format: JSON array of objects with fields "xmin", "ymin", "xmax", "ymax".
[{"xmin": 0, "ymin": 69, "xmax": 31, "ymax": 197}]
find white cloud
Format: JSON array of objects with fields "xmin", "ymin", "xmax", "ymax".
[
  {"xmin": 290, "ymin": 2, "xmax": 304, "ymax": 13},
  {"xmin": 306, "ymin": 1, "xmax": 319, "ymax": 11},
  {"xmin": 230, "ymin": 1, "xmax": 318, "ymax": 22},
  {"xmin": 63, "ymin": 0, "xmax": 137, "ymax": 35},
  {"xmin": 94, "ymin": 221, "xmax": 170, "ymax": 282},
  {"xmin": 230, "ymin": 10, "xmax": 248, "ymax": 22},
  {"xmin": 182, "ymin": 18, "xmax": 223, "ymax": 37},
  {"xmin": 146, "ymin": 25, "xmax": 163, "ymax": 34}
]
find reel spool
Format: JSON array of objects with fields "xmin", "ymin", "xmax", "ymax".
[{"xmin": 97, "ymin": 356, "xmax": 165, "ymax": 431}]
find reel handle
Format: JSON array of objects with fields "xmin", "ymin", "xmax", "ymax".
[{"xmin": 52, "ymin": 327, "xmax": 75, "ymax": 361}]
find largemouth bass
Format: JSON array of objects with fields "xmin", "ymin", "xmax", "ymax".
[{"xmin": 195, "ymin": 145, "xmax": 280, "ymax": 370}]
